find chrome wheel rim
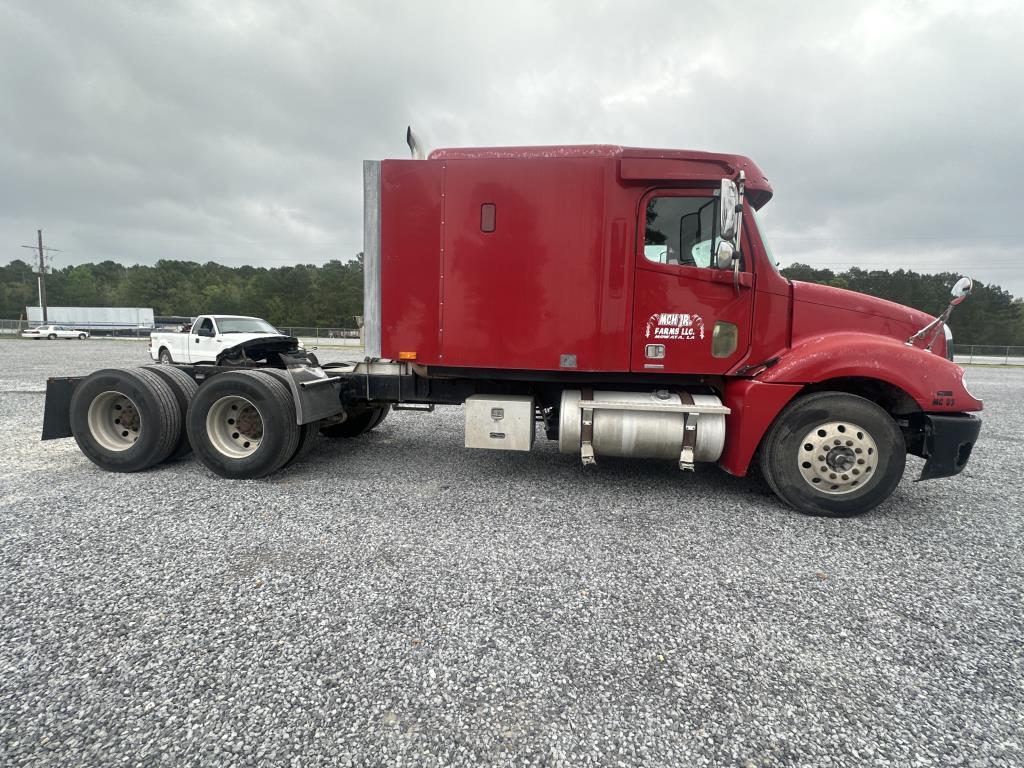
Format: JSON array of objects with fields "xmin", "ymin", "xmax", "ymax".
[
  {"xmin": 798, "ymin": 421, "xmax": 878, "ymax": 495},
  {"xmin": 87, "ymin": 391, "xmax": 142, "ymax": 451},
  {"xmin": 206, "ymin": 395, "xmax": 263, "ymax": 458}
]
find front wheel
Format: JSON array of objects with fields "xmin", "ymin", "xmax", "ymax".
[
  {"xmin": 759, "ymin": 392, "xmax": 906, "ymax": 517},
  {"xmin": 78, "ymin": 333, "xmax": 87, "ymax": 340},
  {"xmin": 47, "ymin": 334, "xmax": 56, "ymax": 340}
]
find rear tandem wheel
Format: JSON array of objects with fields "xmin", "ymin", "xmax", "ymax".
[
  {"xmin": 186, "ymin": 370, "xmax": 300, "ymax": 479},
  {"xmin": 69, "ymin": 367, "xmax": 181, "ymax": 472}
]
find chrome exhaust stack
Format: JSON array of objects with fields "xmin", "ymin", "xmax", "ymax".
[{"xmin": 406, "ymin": 126, "xmax": 425, "ymax": 160}]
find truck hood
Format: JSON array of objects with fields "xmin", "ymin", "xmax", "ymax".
[
  {"xmin": 792, "ymin": 281, "xmax": 933, "ymax": 332},
  {"xmin": 217, "ymin": 334, "xmax": 302, "ymax": 365},
  {"xmin": 218, "ymin": 332, "xmax": 287, "ymax": 346}
]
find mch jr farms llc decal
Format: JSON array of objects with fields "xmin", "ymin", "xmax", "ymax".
[{"xmin": 645, "ymin": 313, "xmax": 705, "ymax": 341}]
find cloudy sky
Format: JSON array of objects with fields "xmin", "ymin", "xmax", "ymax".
[{"xmin": 2, "ymin": 0, "xmax": 1023, "ymax": 295}]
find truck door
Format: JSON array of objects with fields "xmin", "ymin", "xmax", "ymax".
[
  {"xmin": 191, "ymin": 316, "xmax": 220, "ymax": 363},
  {"xmin": 630, "ymin": 190, "xmax": 754, "ymax": 374}
]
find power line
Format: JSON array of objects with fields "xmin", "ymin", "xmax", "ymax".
[{"xmin": 771, "ymin": 235, "xmax": 1021, "ymax": 242}]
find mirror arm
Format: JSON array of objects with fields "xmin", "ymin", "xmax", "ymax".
[
  {"xmin": 924, "ymin": 303, "xmax": 957, "ymax": 351},
  {"xmin": 906, "ymin": 302, "xmax": 954, "ymax": 348},
  {"xmin": 733, "ymin": 170, "xmax": 746, "ymax": 254},
  {"xmin": 732, "ymin": 170, "xmax": 745, "ymax": 294}
]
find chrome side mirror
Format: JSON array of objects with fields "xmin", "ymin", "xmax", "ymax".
[
  {"xmin": 719, "ymin": 179, "xmax": 739, "ymax": 240},
  {"xmin": 715, "ymin": 240, "xmax": 736, "ymax": 270},
  {"xmin": 907, "ymin": 275, "xmax": 974, "ymax": 349},
  {"xmin": 950, "ymin": 276, "xmax": 972, "ymax": 306}
]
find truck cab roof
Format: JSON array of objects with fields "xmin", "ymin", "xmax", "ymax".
[{"xmin": 428, "ymin": 144, "xmax": 773, "ymax": 208}]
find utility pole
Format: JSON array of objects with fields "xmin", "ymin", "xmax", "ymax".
[
  {"xmin": 36, "ymin": 230, "xmax": 47, "ymax": 323},
  {"xmin": 21, "ymin": 230, "xmax": 61, "ymax": 324}
]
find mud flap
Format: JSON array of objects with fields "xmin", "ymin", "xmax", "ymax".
[
  {"xmin": 279, "ymin": 365, "xmax": 344, "ymax": 425},
  {"xmin": 41, "ymin": 377, "xmax": 80, "ymax": 439}
]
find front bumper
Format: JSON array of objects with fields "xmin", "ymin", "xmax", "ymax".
[{"xmin": 907, "ymin": 413, "xmax": 982, "ymax": 481}]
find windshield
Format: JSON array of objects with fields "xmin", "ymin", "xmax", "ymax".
[
  {"xmin": 216, "ymin": 318, "xmax": 280, "ymax": 334},
  {"xmin": 749, "ymin": 207, "xmax": 780, "ymax": 275}
]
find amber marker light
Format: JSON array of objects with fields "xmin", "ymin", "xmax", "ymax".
[{"xmin": 398, "ymin": 351, "xmax": 417, "ymax": 360}]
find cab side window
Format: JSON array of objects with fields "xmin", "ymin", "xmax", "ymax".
[
  {"xmin": 643, "ymin": 196, "xmax": 717, "ymax": 268},
  {"xmin": 198, "ymin": 318, "xmax": 214, "ymax": 335}
]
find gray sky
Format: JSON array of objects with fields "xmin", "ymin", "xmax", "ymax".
[{"xmin": 2, "ymin": 0, "xmax": 1023, "ymax": 295}]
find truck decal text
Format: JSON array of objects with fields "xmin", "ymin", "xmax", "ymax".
[{"xmin": 645, "ymin": 312, "xmax": 705, "ymax": 341}]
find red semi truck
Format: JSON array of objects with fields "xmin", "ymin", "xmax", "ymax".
[{"xmin": 41, "ymin": 141, "xmax": 982, "ymax": 517}]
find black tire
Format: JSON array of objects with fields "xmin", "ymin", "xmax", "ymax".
[
  {"xmin": 69, "ymin": 367, "xmax": 181, "ymax": 472},
  {"xmin": 367, "ymin": 404, "xmax": 390, "ymax": 431},
  {"xmin": 257, "ymin": 368, "xmax": 319, "ymax": 467},
  {"xmin": 47, "ymin": 334, "xmax": 56, "ymax": 340},
  {"xmin": 142, "ymin": 365, "xmax": 198, "ymax": 460},
  {"xmin": 759, "ymin": 392, "xmax": 906, "ymax": 517},
  {"xmin": 158, "ymin": 348, "xmax": 173, "ymax": 365},
  {"xmin": 186, "ymin": 370, "xmax": 300, "ymax": 479},
  {"xmin": 285, "ymin": 423, "xmax": 319, "ymax": 467},
  {"xmin": 319, "ymin": 406, "xmax": 386, "ymax": 439},
  {"xmin": 78, "ymin": 333, "xmax": 87, "ymax": 340}
]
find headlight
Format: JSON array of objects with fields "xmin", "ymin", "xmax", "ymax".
[
  {"xmin": 961, "ymin": 367, "xmax": 977, "ymax": 400},
  {"xmin": 943, "ymin": 323, "xmax": 954, "ymax": 361}
]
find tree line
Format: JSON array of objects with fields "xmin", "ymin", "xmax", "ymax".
[
  {"xmin": 1, "ymin": 257, "xmax": 1021, "ymax": 344},
  {"xmin": 1, "ymin": 257, "xmax": 365, "ymax": 329},
  {"xmin": 779, "ymin": 264, "xmax": 1023, "ymax": 346}
]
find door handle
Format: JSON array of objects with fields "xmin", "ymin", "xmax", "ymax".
[{"xmin": 195, "ymin": 338, "xmax": 200, "ymax": 343}]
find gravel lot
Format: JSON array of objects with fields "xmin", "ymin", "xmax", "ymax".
[{"xmin": 1, "ymin": 338, "xmax": 1021, "ymax": 767}]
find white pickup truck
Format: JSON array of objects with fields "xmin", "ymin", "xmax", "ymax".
[{"xmin": 149, "ymin": 315, "xmax": 289, "ymax": 364}]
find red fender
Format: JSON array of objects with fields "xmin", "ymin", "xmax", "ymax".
[
  {"xmin": 719, "ymin": 380, "xmax": 802, "ymax": 477},
  {"xmin": 758, "ymin": 332, "xmax": 981, "ymax": 412},
  {"xmin": 717, "ymin": 332, "xmax": 982, "ymax": 477}
]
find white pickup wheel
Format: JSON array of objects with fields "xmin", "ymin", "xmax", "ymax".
[
  {"xmin": 69, "ymin": 368, "xmax": 181, "ymax": 472},
  {"xmin": 158, "ymin": 348, "xmax": 173, "ymax": 364},
  {"xmin": 759, "ymin": 392, "xmax": 905, "ymax": 517},
  {"xmin": 186, "ymin": 370, "xmax": 299, "ymax": 479}
]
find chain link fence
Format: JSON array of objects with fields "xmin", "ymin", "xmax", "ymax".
[
  {"xmin": 954, "ymin": 345, "xmax": 1024, "ymax": 366},
  {"xmin": 3, "ymin": 318, "xmax": 1021, "ymax": 361},
  {"xmin": 277, "ymin": 327, "xmax": 362, "ymax": 346}
]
